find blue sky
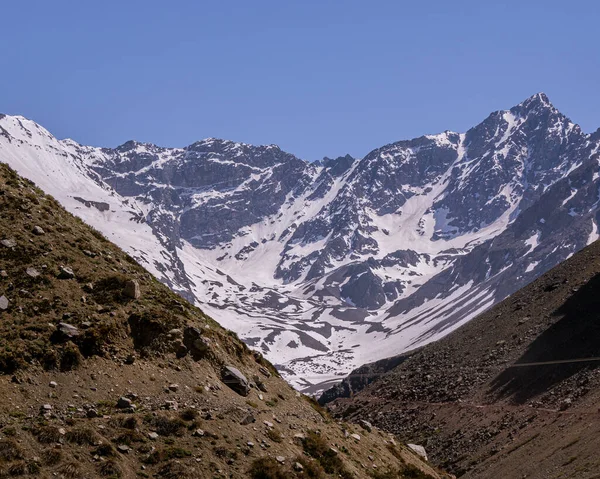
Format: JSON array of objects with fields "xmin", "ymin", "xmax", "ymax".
[{"xmin": 2, "ymin": 0, "xmax": 599, "ymax": 161}]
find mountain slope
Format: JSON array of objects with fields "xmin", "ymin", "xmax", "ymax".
[
  {"xmin": 329, "ymin": 235, "xmax": 600, "ymax": 478},
  {"xmin": 0, "ymin": 162, "xmax": 444, "ymax": 479},
  {"xmin": 1, "ymin": 93, "xmax": 599, "ymax": 391}
]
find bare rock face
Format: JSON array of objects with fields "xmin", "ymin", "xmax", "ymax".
[{"xmin": 123, "ymin": 279, "xmax": 141, "ymax": 299}]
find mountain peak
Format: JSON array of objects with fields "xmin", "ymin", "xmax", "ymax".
[{"xmin": 516, "ymin": 92, "xmax": 554, "ymax": 112}]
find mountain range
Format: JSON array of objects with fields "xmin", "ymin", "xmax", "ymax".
[{"xmin": 2, "ymin": 92, "xmax": 599, "ymax": 392}]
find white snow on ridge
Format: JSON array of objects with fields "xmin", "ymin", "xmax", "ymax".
[{"xmin": 2, "ymin": 106, "xmax": 599, "ymax": 393}]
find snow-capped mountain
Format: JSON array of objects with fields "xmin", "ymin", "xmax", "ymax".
[{"xmin": 1, "ymin": 93, "xmax": 599, "ymax": 391}]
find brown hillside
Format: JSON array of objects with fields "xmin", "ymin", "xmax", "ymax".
[
  {"xmin": 331, "ymin": 228, "xmax": 600, "ymax": 478},
  {"xmin": 0, "ymin": 161, "xmax": 446, "ymax": 479}
]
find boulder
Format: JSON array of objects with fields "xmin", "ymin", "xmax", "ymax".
[
  {"xmin": 407, "ymin": 444, "xmax": 428, "ymax": 461},
  {"xmin": 52, "ymin": 323, "xmax": 80, "ymax": 342},
  {"xmin": 123, "ymin": 279, "xmax": 140, "ymax": 299},
  {"xmin": 240, "ymin": 414, "xmax": 256, "ymax": 425},
  {"xmin": 116, "ymin": 397, "xmax": 132, "ymax": 409},
  {"xmin": 58, "ymin": 266, "xmax": 75, "ymax": 279},
  {"xmin": 183, "ymin": 326, "xmax": 211, "ymax": 359},
  {"xmin": 0, "ymin": 296, "xmax": 8, "ymax": 311},
  {"xmin": 221, "ymin": 366, "xmax": 250, "ymax": 396},
  {"xmin": 359, "ymin": 419, "xmax": 373, "ymax": 432},
  {"xmin": 26, "ymin": 267, "xmax": 40, "ymax": 278},
  {"xmin": 32, "ymin": 226, "xmax": 45, "ymax": 235},
  {"xmin": 1, "ymin": 239, "xmax": 16, "ymax": 248}
]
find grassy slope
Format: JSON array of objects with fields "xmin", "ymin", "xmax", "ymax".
[{"xmin": 0, "ymin": 161, "xmax": 447, "ymax": 479}]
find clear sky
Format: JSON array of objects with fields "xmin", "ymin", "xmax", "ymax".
[{"xmin": 2, "ymin": 0, "xmax": 599, "ymax": 161}]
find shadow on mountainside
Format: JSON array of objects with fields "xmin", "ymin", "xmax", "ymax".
[{"xmin": 489, "ymin": 272, "xmax": 600, "ymax": 404}]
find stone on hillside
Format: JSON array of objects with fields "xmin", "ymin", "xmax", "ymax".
[
  {"xmin": 52, "ymin": 322, "xmax": 81, "ymax": 342},
  {"xmin": 58, "ymin": 266, "xmax": 75, "ymax": 279},
  {"xmin": 117, "ymin": 444, "xmax": 130, "ymax": 454},
  {"xmin": 163, "ymin": 400, "xmax": 178, "ymax": 410},
  {"xmin": 82, "ymin": 250, "xmax": 96, "ymax": 257},
  {"xmin": 0, "ymin": 296, "xmax": 8, "ymax": 311},
  {"xmin": 276, "ymin": 456, "xmax": 285, "ymax": 464},
  {"xmin": 408, "ymin": 444, "xmax": 428, "ymax": 461},
  {"xmin": 294, "ymin": 462, "xmax": 304, "ymax": 472},
  {"xmin": 0, "ymin": 270, "xmax": 7, "ymax": 278},
  {"xmin": 350, "ymin": 433, "xmax": 361, "ymax": 441},
  {"xmin": 359, "ymin": 420, "xmax": 373, "ymax": 432},
  {"xmin": 49, "ymin": 381, "xmax": 58, "ymax": 388},
  {"xmin": 26, "ymin": 267, "xmax": 40, "ymax": 278},
  {"xmin": 168, "ymin": 384, "xmax": 179, "ymax": 392},
  {"xmin": 123, "ymin": 279, "xmax": 140, "ymax": 299},
  {"xmin": 148, "ymin": 432, "xmax": 159, "ymax": 440},
  {"xmin": 240, "ymin": 414, "xmax": 256, "ymax": 425},
  {"xmin": 192, "ymin": 429, "xmax": 205, "ymax": 437},
  {"xmin": 258, "ymin": 366, "xmax": 271, "ymax": 377},
  {"xmin": 221, "ymin": 366, "xmax": 250, "ymax": 396},
  {"xmin": 87, "ymin": 409, "xmax": 100, "ymax": 418},
  {"xmin": 117, "ymin": 397, "xmax": 132, "ymax": 409},
  {"xmin": 32, "ymin": 226, "xmax": 45, "ymax": 235},
  {"xmin": 1, "ymin": 239, "xmax": 16, "ymax": 248},
  {"xmin": 183, "ymin": 326, "xmax": 211, "ymax": 359},
  {"xmin": 40, "ymin": 404, "xmax": 53, "ymax": 414}
]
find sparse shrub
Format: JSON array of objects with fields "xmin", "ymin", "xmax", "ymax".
[
  {"xmin": 65, "ymin": 426, "xmax": 98, "ymax": 445},
  {"xmin": 179, "ymin": 408, "xmax": 198, "ymax": 421},
  {"xmin": 33, "ymin": 425, "xmax": 62, "ymax": 444},
  {"xmin": 93, "ymin": 443, "xmax": 116, "ymax": 457},
  {"xmin": 163, "ymin": 447, "xmax": 192, "ymax": 459},
  {"xmin": 110, "ymin": 415, "xmax": 138, "ymax": 430},
  {"xmin": 302, "ymin": 431, "xmax": 351, "ymax": 478},
  {"xmin": 157, "ymin": 460, "xmax": 197, "ymax": 479},
  {"xmin": 410, "ymin": 465, "xmax": 434, "ymax": 478},
  {"xmin": 58, "ymin": 460, "xmax": 82, "ymax": 479},
  {"xmin": 295, "ymin": 456, "xmax": 326, "ymax": 479},
  {"xmin": 0, "ymin": 439, "xmax": 23, "ymax": 461},
  {"xmin": 41, "ymin": 448, "xmax": 62, "ymax": 466},
  {"xmin": 59, "ymin": 342, "xmax": 82, "ymax": 371},
  {"xmin": 113, "ymin": 429, "xmax": 145, "ymax": 445},
  {"xmin": 144, "ymin": 415, "xmax": 186, "ymax": 437},
  {"xmin": 6, "ymin": 460, "xmax": 28, "ymax": 476},
  {"xmin": 248, "ymin": 457, "xmax": 288, "ymax": 479},
  {"xmin": 99, "ymin": 459, "xmax": 122, "ymax": 477},
  {"xmin": 266, "ymin": 428, "xmax": 282, "ymax": 443}
]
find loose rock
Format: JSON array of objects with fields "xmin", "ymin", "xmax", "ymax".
[
  {"xmin": 1, "ymin": 239, "xmax": 16, "ymax": 248},
  {"xmin": 58, "ymin": 266, "xmax": 75, "ymax": 279},
  {"xmin": 221, "ymin": 366, "xmax": 250, "ymax": 396},
  {"xmin": 117, "ymin": 397, "xmax": 132, "ymax": 409},
  {"xmin": 123, "ymin": 279, "xmax": 141, "ymax": 299},
  {"xmin": 26, "ymin": 267, "xmax": 40, "ymax": 278}
]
